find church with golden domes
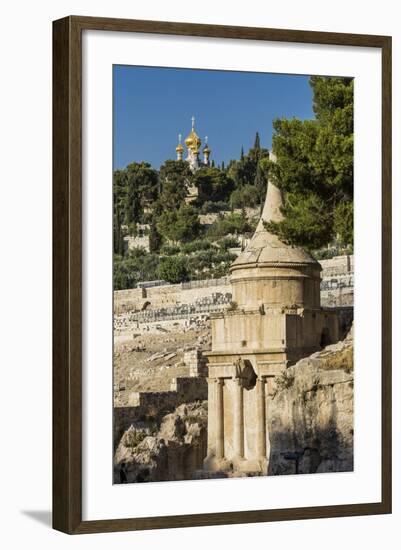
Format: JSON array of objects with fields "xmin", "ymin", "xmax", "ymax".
[{"xmin": 176, "ymin": 116, "xmax": 211, "ymax": 172}]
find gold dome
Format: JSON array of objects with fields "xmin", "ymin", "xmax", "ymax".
[
  {"xmin": 185, "ymin": 129, "xmax": 201, "ymax": 152},
  {"xmin": 176, "ymin": 143, "xmax": 184, "ymax": 152}
]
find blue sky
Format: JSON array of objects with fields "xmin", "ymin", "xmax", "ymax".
[{"xmin": 113, "ymin": 66, "xmax": 314, "ymax": 170}]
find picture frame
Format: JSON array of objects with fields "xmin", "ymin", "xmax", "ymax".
[{"xmin": 53, "ymin": 15, "xmax": 392, "ymax": 534}]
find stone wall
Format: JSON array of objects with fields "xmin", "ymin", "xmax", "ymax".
[
  {"xmin": 319, "ymin": 254, "xmax": 354, "ymax": 276},
  {"xmin": 114, "ymin": 376, "xmax": 207, "ymax": 447},
  {"xmin": 114, "ymin": 276, "xmax": 231, "ymax": 314},
  {"xmin": 320, "ymin": 255, "xmax": 354, "ymax": 307},
  {"xmin": 114, "ymin": 256, "xmax": 354, "ymax": 321},
  {"xmin": 184, "ymin": 349, "xmax": 208, "ymax": 377},
  {"xmin": 115, "ymin": 292, "xmax": 232, "ymax": 329},
  {"xmin": 124, "ymin": 233, "xmax": 150, "ymax": 253}
]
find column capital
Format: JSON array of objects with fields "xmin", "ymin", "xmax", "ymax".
[{"xmin": 207, "ymin": 376, "xmax": 225, "ymax": 385}]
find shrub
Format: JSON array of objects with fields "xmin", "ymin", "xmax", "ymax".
[
  {"xmin": 181, "ymin": 239, "xmax": 214, "ymax": 254},
  {"xmin": 206, "ymin": 211, "xmax": 253, "ymax": 238},
  {"xmin": 219, "ymin": 236, "xmax": 240, "ymax": 250},
  {"xmin": 156, "ymin": 203, "xmax": 201, "ymax": 243},
  {"xmin": 157, "ymin": 255, "xmax": 189, "ymax": 284},
  {"xmin": 200, "ymin": 201, "xmax": 230, "ymax": 214},
  {"xmin": 229, "ymin": 184, "xmax": 261, "ymax": 209},
  {"xmin": 113, "ymin": 248, "xmax": 160, "ymax": 290},
  {"xmin": 160, "ymin": 244, "xmax": 181, "ymax": 256}
]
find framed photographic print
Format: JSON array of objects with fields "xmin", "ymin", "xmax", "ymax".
[{"xmin": 53, "ymin": 16, "xmax": 392, "ymax": 534}]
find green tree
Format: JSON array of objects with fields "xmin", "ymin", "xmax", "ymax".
[
  {"xmin": 254, "ymin": 158, "xmax": 269, "ymax": 205},
  {"xmin": 181, "ymin": 239, "xmax": 213, "ymax": 254},
  {"xmin": 207, "ymin": 211, "xmax": 255, "ymax": 238},
  {"xmin": 113, "ymin": 169, "xmax": 128, "ymax": 215},
  {"xmin": 333, "ymin": 201, "xmax": 353, "ymax": 245},
  {"xmin": 264, "ymin": 192, "xmax": 333, "ymax": 250},
  {"xmin": 158, "ymin": 256, "xmax": 189, "ymax": 283},
  {"xmin": 266, "ymin": 76, "xmax": 354, "ymax": 249},
  {"xmin": 113, "ymin": 208, "xmax": 125, "ymax": 256},
  {"xmin": 228, "ymin": 156, "xmax": 256, "ymax": 188},
  {"xmin": 229, "ymin": 184, "xmax": 260, "ymax": 209},
  {"xmin": 124, "ymin": 162, "xmax": 159, "ymax": 225},
  {"xmin": 113, "ymin": 163, "xmax": 159, "ymax": 256},
  {"xmin": 253, "ymin": 131, "xmax": 261, "ymax": 150},
  {"xmin": 228, "ymin": 134, "xmax": 269, "ymax": 190},
  {"xmin": 113, "ymin": 169, "xmax": 128, "ymax": 254},
  {"xmin": 113, "ymin": 248, "xmax": 160, "ymax": 290},
  {"xmin": 186, "ymin": 247, "xmax": 236, "ymax": 280},
  {"xmin": 194, "ymin": 167, "xmax": 235, "ymax": 204},
  {"xmin": 156, "ymin": 203, "xmax": 201, "ymax": 244},
  {"xmin": 148, "ymin": 218, "xmax": 163, "ymax": 252},
  {"xmin": 158, "ymin": 160, "xmax": 192, "ymax": 210}
]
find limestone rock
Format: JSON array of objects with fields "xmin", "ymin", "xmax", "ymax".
[
  {"xmin": 267, "ymin": 334, "xmax": 354, "ymax": 476},
  {"xmin": 114, "ymin": 401, "xmax": 208, "ymax": 483}
]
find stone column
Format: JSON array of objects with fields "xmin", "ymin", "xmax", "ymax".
[
  {"xmin": 215, "ymin": 378, "xmax": 225, "ymax": 459},
  {"xmin": 256, "ymin": 377, "xmax": 267, "ymax": 459},
  {"xmin": 233, "ymin": 377, "xmax": 244, "ymax": 459}
]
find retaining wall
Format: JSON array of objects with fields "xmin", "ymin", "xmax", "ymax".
[{"xmin": 114, "ymin": 256, "xmax": 354, "ymax": 321}]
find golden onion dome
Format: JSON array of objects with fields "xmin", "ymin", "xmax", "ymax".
[
  {"xmin": 203, "ymin": 144, "xmax": 210, "ymax": 153},
  {"xmin": 176, "ymin": 143, "xmax": 184, "ymax": 152},
  {"xmin": 185, "ymin": 130, "xmax": 201, "ymax": 151}
]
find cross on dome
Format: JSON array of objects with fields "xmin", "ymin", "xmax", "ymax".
[{"xmin": 176, "ymin": 117, "xmax": 211, "ymax": 171}]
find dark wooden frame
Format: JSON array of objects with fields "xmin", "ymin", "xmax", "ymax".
[{"xmin": 53, "ymin": 15, "xmax": 392, "ymax": 534}]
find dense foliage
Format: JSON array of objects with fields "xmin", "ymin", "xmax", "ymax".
[
  {"xmin": 114, "ymin": 242, "xmax": 238, "ymax": 287},
  {"xmin": 113, "ymin": 248, "xmax": 159, "ymax": 290},
  {"xmin": 113, "ymin": 78, "xmax": 354, "ymax": 289},
  {"xmin": 156, "ymin": 203, "xmax": 201, "ymax": 244},
  {"xmin": 265, "ymin": 77, "xmax": 353, "ymax": 249},
  {"xmin": 113, "ymin": 131, "xmax": 267, "ymax": 288}
]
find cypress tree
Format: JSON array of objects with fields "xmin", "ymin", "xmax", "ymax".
[
  {"xmin": 149, "ymin": 218, "xmax": 162, "ymax": 252},
  {"xmin": 254, "ymin": 162, "xmax": 265, "ymax": 205},
  {"xmin": 114, "ymin": 208, "xmax": 125, "ymax": 256},
  {"xmin": 253, "ymin": 131, "xmax": 261, "ymax": 150}
]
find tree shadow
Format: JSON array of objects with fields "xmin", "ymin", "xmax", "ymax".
[{"xmin": 21, "ymin": 510, "xmax": 52, "ymax": 528}]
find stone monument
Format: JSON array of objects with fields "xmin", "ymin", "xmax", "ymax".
[{"xmin": 203, "ymin": 153, "xmax": 339, "ymax": 475}]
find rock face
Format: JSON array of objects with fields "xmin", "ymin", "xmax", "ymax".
[
  {"xmin": 114, "ymin": 401, "xmax": 207, "ymax": 483},
  {"xmin": 114, "ymin": 329, "xmax": 354, "ymax": 482},
  {"xmin": 267, "ymin": 327, "xmax": 354, "ymax": 476}
]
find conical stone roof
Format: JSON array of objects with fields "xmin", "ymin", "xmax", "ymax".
[{"xmin": 231, "ymin": 175, "xmax": 319, "ymax": 272}]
